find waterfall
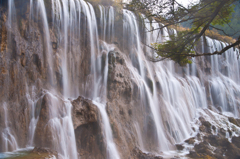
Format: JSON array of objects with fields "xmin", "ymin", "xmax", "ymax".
[
  {"xmin": 93, "ymin": 100, "xmax": 120, "ymax": 159},
  {"xmin": 52, "ymin": 1, "xmax": 119, "ymax": 158},
  {"xmin": 37, "ymin": 0, "xmax": 55, "ymax": 84},
  {"xmin": 47, "ymin": 94, "xmax": 78, "ymax": 159},
  {"xmin": 99, "ymin": 6, "xmax": 115, "ymax": 42},
  {"xmin": 0, "ymin": 0, "xmax": 18, "ymax": 153},
  {"xmin": 205, "ymin": 37, "xmax": 240, "ymax": 116},
  {"xmin": 7, "ymin": 0, "xmax": 15, "ymax": 29},
  {"xmin": 122, "ymin": 10, "xmax": 217, "ymax": 153},
  {"xmin": 93, "ymin": 41, "xmax": 120, "ymax": 158},
  {"xmin": 51, "ymin": 1, "xmax": 120, "ymax": 158},
  {"xmin": 1, "ymin": 0, "xmax": 240, "ymax": 158},
  {"xmin": 1, "ymin": 103, "xmax": 18, "ymax": 152}
]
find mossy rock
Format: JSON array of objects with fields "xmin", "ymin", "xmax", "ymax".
[{"xmin": 228, "ymin": 117, "xmax": 240, "ymax": 127}]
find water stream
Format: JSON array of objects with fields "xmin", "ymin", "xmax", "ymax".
[{"xmin": 1, "ymin": 0, "xmax": 240, "ymax": 159}]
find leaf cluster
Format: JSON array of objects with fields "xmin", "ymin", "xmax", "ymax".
[
  {"xmin": 126, "ymin": 0, "xmax": 240, "ymax": 65},
  {"xmin": 153, "ymin": 30, "xmax": 196, "ymax": 66}
]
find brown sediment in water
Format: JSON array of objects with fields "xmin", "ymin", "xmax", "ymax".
[{"xmin": 8, "ymin": 147, "xmax": 57, "ymax": 159}]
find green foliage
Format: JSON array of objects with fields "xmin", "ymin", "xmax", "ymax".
[
  {"xmin": 156, "ymin": 0, "xmax": 238, "ymax": 65},
  {"xmin": 126, "ymin": 0, "xmax": 239, "ymax": 65},
  {"xmin": 153, "ymin": 30, "xmax": 195, "ymax": 66},
  {"xmin": 194, "ymin": 0, "xmax": 235, "ymax": 27},
  {"xmin": 182, "ymin": 3, "xmax": 240, "ymax": 39},
  {"xmin": 86, "ymin": 0, "xmax": 122, "ymax": 7},
  {"xmin": 213, "ymin": 4, "xmax": 240, "ymax": 39}
]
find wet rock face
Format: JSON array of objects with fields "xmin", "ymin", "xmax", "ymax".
[
  {"xmin": 31, "ymin": 147, "xmax": 58, "ymax": 159},
  {"xmin": 75, "ymin": 122, "xmax": 106, "ymax": 159},
  {"xmin": 34, "ymin": 93, "xmax": 59, "ymax": 148},
  {"xmin": 228, "ymin": 117, "xmax": 240, "ymax": 127},
  {"xmin": 71, "ymin": 96, "xmax": 106, "ymax": 159},
  {"xmin": 33, "ymin": 92, "xmax": 69, "ymax": 149},
  {"xmin": 132, "ymin": 148, "xmax": 163, "ymax": 159},
  {"xmin": 185, "ymin": 109, "xmax": 240, "ymax": 159},
  {"xmin": 189, "ymin": 138, "xmax": 240, "ymax": 159},
  {"xmin": 0, "ymin": 10, "xmax": 7, "ymax": 52},
  {"xmin": 185, "ymin": 137, "xmax": 195, "ymax": 145},
  {"xmin": 107, "ymin": 51, "xmax": 132, "ymax": 103},
  {"xmin": 106, "ymin": 51, "xmax": 137, "ymax": 157},
  {"xmin": 105, "ymin": 50, "xmax": 162, "ymax": 156},
  {"xmin": 0, "ymin": 5, "xmax": 55, "ymax": 151},
  {"xmin": 71, "ymin": 96, "xmax": 99, "ymax": 129},
  {"xmin": 0, "ymin": 99, "xmax": 30, "ymax": 152}
]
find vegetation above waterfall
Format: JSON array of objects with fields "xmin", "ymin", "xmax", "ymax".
[
  {"xmin": 126, "ymin": 0, "xmax": 240, "ymax": 66},
  {"xmin": 87, "ymin": 0, "xmax": 123, "ymax": 8},
  {"xmin": 182, "ymin": 4, "xmax": 240, "ymax": 40}
]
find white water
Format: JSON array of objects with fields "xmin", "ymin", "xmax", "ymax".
[
  {"xmin": 206, "ymin": 37, "xmax": 240, "ymax": 116},
  {"xmin": 1, "ymin": 0, "xmax": 18, "ymax": 153},
  {"xmin": 1, "ymin": 1, "xmax": 240, "ymax": 159},
  {"xmin": 93, "ymin": 100, "xmax": 120, "ymax": 159},
  {"xmin": 45, "ymin": 1, "xmax": 119, "ymax": 158},
  {"xmin": 93, "ymin": 41, "xmax": 120, "ymax": 158},
  {"xmin": 7, "ymin": 0, "xmax": 15, "ymax": 29},
  {"xmin": 1, "ymin": 103, "xmax": 19, "ymax": 152},
  {"xmin": 37, "ymin": 0, "xmax": 55, "ymax": 84},
  {"xmin": 26, "ymin": 86, "xmax": 38, "ymax": 146},
  {"xmin": 122, "ymin": 9, "xmax": 239, "ymax": 154},
  {"xmin": 46, "ymin": 94, "xmax": 78, "ymax": 159},
  {"xmin": 99, "ymin": 6, "xmax": 115, "ymax": 42}
]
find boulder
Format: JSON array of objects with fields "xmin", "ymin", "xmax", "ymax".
[
  {"xmin": 71, "ymin": 96, "xmax": 99, "ymax": 129},
  {"xmin": 72, "ymin": 97, "xmax": 106, "ymax": 159},
  {"xmin": 176, "ymin": 144, "xmax": 184, "ymax": 150},
  {"xmin": 34, "ymin": 92, "xmax": 66, "ymax": 148},
  {"xmin": 228, "ymin": 117, "xmax": 240, "ymax": 127},
  {"xmin": 185, "ymin": 137, "xmax": 195, "ymax": 144},
  {"xmin": 132, "ymin": 147, "xmax": 163, "ymax": 159}
]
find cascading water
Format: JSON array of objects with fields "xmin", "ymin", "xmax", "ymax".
[
  {"xmin": 93, "ymin": 41, "xmax": 120, "ymax": 159},
  {"xmin": 205, "ymin": 37, "xmax": 240, "ymax": 116},
  {"xmin": 7, "ymin": 0, "xmax": 15, "ymax": 29},
  {"xmin": 0, "ymin": 0, "xmax": 18, "ymax": 153},
  {"xmin": 1, "ymin": 0, "xmax": 240, "ymax": 159},
  {"xmin": 50, "ymin": 0, "xmax": 119, "ymax": 158},
  {"xmin": 1, "ymin": 103, "xmax": 18, "ymax": 152},
  {"xmin": 37, "ymin": 0, "xmax": 55, "ymax": 84},
  {"xmin": 123, "ymin": 10, "xmax": 170, "ymax": 151},
  {"xmin": 122, "ymin": 10, "xmax": 209, "ymax": 152},
  {"xmin": 99, "ymin": 6, "xmax": 115, "ymax": 42}
]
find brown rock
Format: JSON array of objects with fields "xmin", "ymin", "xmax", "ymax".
[
  {"xmin": 219, "ymin": 128, "xmax": 226, "ymax": 137},
  {"xmin": 194, "ymin": 142, "xmax": 213, "ymax": 155},
  {"xmin": 107, "ymin": 51, "xmax": 132, "ymax": 103},
  {"xmin": 71, "ymin": 97, "xmax": 106, "ymax": 159},
  {"xmin": 52, "ymin": 42, "xmax": 57, "ymax": 50},
  {"xmin": 228, "ymin": 117, "xmax": 240, "ymax": 127},
  {"xmin": 31, "ymin": 147, "xmax": 58, "ymax": 158},
  {"xmin": 199, "ymin": 125, "xmax": 206, "ymax": 132},
  {"xmin": 132, "ymin": 147, "xmax": 163, "ymax": 159},
  {"xmin": 232, "ymin": 136, "xmax": 240, "ymax": 148},
  {"xmin": 20, "ymin": 53, "xmax": 26, "ymax": 67},
  {"xmin": 204, "ymin": 135, "xmax": 220, "ymax": 147},
  {"xmin": 175, "ymin": 144, "xmax": 184, "ymax": 150},
  {"xmin": 34, "ymin": 92, "xmax": 66, "ymax": 148},
  {"xmin": 71, "ymin": 96, "xmax": 99, "ymax": 129},
  {"xmin": 75, "ymin": 121, "xmax": 106, "ymax": 159},
  {"xmin": 202, "ymin": 121, "xmax": 211, "ymax": 128},
  {"xmin": 185, "ymin": 137, "xmax": 195, "ymax": 144}
]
